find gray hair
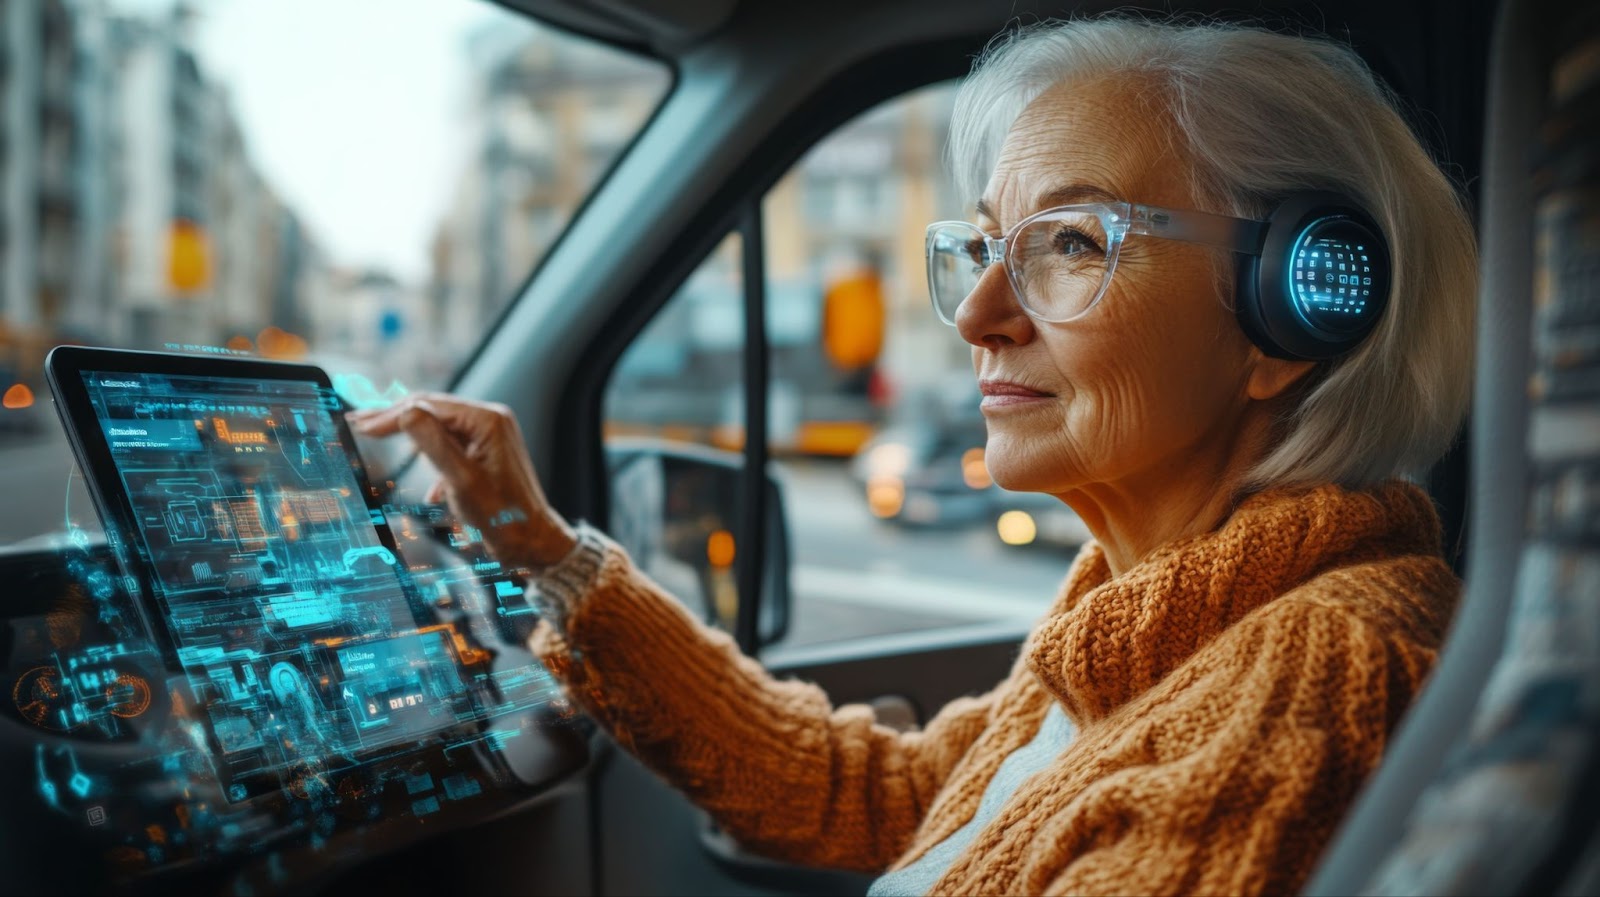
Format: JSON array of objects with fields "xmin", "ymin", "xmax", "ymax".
[{"xmin": 950, "ymin": 17, "xmax": 1477, "ymax": 490}]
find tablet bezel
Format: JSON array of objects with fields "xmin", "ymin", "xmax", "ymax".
[{"xmin": 44, "ymin": 345, "xmax": 402, "ymax": 670}]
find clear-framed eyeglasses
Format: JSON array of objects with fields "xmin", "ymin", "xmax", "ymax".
[{"xmin": 925, "ymin": 202, "xmax": 1269, "ymax": 325}]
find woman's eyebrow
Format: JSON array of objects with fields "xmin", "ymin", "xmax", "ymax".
[
  {"xmin": 1036, "ymin": 183, "xmax": 1121, "ymax": 207},
  {"xmin": 975, "ymin": 184, "xmax": 1122, "ymax": 223}
]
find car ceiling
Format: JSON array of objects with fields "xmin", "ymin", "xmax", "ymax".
[
  {"xmin": 494, "ymin": 0, "xmax": 738, "ymax": 54},
  {"xmin": 499, "ymin": 0, "xmax": 1492, "ymax": 168}
]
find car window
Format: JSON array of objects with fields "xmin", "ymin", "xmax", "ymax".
[
  {"xmin": 603, "ymin": 82, "xmax": 1077, "ymax": 649},
  {"xmin": 0, "ymin": 0, "xmax": 669, "ymax": 548}
]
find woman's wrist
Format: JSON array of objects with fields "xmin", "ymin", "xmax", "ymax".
[
  {"xmin": 482, "ymin": 512, "xmax": 579, "ymax": 573},
  {"xmin": 526, "ymin": 522, "xmax": 609, "ymax": 631},
  {"xmin": 525, "ymin": 518, "xmax": 580, "ymax": 570}
]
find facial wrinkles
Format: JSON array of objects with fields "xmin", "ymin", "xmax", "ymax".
[{"xmin": 974, "ymin": 78, "xmax": 1246, "ymax": 491}]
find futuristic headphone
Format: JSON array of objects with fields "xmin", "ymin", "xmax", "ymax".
[{"xmin": 1233, "ymin": 191, "xmax": 1392, "ymax": 361}]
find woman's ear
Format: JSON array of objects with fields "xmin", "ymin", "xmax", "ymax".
[{"xmin": 1246, "ymin": 351, "xmax": 1319, "ymax": 401}]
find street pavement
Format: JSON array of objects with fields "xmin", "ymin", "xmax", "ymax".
[
  {"xmin": 774, "ymin": 459, "xmax": 1073, "ymax": 647},
  {"xmin": 0, "ymin": 429, "xmax": 90, "ymax": 546}
]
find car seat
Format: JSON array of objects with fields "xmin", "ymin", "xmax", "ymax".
[{"xmin": 1304, "ymin": 1, "xmax": 1600, "ymax": 894}]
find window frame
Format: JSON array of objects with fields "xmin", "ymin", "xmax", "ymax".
[{"xmin": 579, "ymin": 44, "xmax": 979, "ymax": 656}]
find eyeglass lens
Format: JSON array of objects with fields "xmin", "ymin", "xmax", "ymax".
[{"xmin": 929, "ymin": 210, "xmax": 1112, "ymax": 324}]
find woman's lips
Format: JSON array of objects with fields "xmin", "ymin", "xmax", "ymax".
[{"xmin": 979, "ymin": 380, "xmax": 1054, "ymax": 409}]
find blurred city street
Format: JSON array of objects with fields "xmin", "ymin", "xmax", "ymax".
[
  {"xmin": 776, "ymin": 459, "xmax": 1068, "ymax": 646},
  {"xmin": 0, "ymin": 429, "xmax": 81, "ymax": 543}
]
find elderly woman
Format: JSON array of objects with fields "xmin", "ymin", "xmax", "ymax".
[{"xmin": 352, "ymin": 17, "xmax": 1475, "ymax": 897}]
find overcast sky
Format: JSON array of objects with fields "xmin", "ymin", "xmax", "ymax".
[{"xmin": 112, "ymin": 0, "xmax": 536, "ymax": 282}]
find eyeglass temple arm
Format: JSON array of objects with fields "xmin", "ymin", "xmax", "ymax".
[{"xmin": 1128, "ymin": 205, "xmax": 1269, "ymax": 255}]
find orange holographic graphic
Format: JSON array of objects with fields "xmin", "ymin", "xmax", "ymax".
[
  {"xmin": 213, "ymin": 418, "xmax": 268, "ymax": 444},
  {"xmin": 107, "ymin": 674, "xmax": 153, "ymax": 719}
]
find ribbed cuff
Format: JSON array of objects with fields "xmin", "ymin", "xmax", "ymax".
[{"xmin": 529, "ymin": 521, "xmax": 609, "ymax": 631}]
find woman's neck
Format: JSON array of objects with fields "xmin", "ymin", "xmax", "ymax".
[{"xmin": 1060, "ymin": 409, "xmax": 1273, "ymax": 577}]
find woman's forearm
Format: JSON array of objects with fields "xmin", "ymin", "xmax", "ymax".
[{"xmin": 528, "ymin": 525, "xmax": 1002, "ymax": 872}]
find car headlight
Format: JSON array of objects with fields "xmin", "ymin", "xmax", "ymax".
[
  {"xmin": 997, "ymin": 510, "xmax": 1037, "ymax": 545},
  {"xmin": 961, "ymin": 447, "xmax": 991, "ymax": 490},
  {"xmin": 864, "ymin": 442, "xmax": 912, "ymax": 479},
  {"xmin": 867, "ymin": 476, "xmax": 905, "ymax": 518}
]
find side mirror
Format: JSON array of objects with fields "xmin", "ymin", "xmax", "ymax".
[{"xmin": 604, "ymin": 439, "xmax": 791, "ymax": 649}]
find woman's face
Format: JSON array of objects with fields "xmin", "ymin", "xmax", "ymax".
[{"xmin": 959, "ymin": 78, "xmax": 1265, "ymax": 499}]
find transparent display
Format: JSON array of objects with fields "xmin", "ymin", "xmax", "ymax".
[{"xmin": 80, "ymin": 370, "xmax": 555, "ymax": 800}]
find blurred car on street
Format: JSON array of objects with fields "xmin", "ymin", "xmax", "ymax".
[
  {"xmin": 850, "ymin": 377, "xmax": 991, "ymax": 526},
  {"xmin": 989, "ymin": 488, "xmax": 1093, "ymax": 553}
]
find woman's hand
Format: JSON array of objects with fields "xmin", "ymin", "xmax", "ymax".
[{"xmin": 348, "ymin": 393, "xmax": 577, "ymax": 571}]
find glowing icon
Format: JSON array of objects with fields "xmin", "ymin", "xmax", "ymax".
[
  {"xmin": 268, "ymin": 662, "xmax": 305, "ymax": 702},
  {"xmin": 13, "ymin": 666, "xmax": 72, "ymax": 730},
  {"xmin": 213, "ymin": 418, "xmax": 268, "ymax": 445},
  {"xmin": 105, "ymin": 673, "xmax": 153, "ymax": 719},
  {"xmin": 163, "ymin": 500, "xmax": 208, "ymax": 542},
  {"xmin": 69, "ymin": 772, "xmax": 91, "ymax": 798},
  {"xmin": 341, "ymin": 545, "xmax": 397, "ymax": 571}
]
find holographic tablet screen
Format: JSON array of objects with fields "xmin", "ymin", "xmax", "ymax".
[
  {"xmin": 78, "ymin": 371, "xmax": 415, "ymax": 660},
  {"xmin": 46, "ymin": 350, "xmax": 472, "ymax": 800}
]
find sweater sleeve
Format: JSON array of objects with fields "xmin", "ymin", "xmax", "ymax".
[
  {"xmin": 1016, "ymin": 593, "xmax": 1437, "ymax": 897},
  {"xmin": 527, "ymin": 528, "xmax": 1014, "ymax": 873}
]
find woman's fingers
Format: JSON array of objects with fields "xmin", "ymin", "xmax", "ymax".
[
  {"xmin": 349, "ymin": 392, "xmax": 489, "ymax": 437},
  {"xmin": 346, "ymin": 405, "xmax": 404, "ymax": 436},
  {"xmin": 349, "ymin": 392, "xmax": 568, "ymax": 568},
  {"xmin": 396, "ymin": 401, "xmax": 475, "ymax": 487}
]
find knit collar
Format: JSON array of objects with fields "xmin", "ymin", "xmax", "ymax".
[{"xmin": 1025, "ymin": 480, "xmax": 1443, "ymax": 725}]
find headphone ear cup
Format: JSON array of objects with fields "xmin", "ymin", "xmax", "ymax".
[
  {"xmin": 1235, "ymin": 191, "xmax": 1391, "ymax": 361},
  {"xmin": 1234, "ymin": 251, "xmax": 1276, "ymax": 357}
]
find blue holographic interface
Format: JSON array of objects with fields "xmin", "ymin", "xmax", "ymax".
[
  {"xmin": 78, "ymin": 370, "xmax": 556, "ymax": 801},
  {"xmin": 1290, "ymin": 230, "xmax": 1374, "ymax": 327}
]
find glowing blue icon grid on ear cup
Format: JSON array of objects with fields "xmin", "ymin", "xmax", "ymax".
[
  {"xmin": 1290, "ymin": 229, "xmax": 1378, "ymax": 337},
  {"xmin": 1274, "ymin": 210, "xmax": 1389, "ymax": 342},
  {"xmin": 1292, "ymin": 239, "xmax": 1372, "ymax": 313}
]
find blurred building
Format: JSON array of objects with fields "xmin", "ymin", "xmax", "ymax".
[
  {"xmin": 429, "ymin": 21, "xmax": 666, "ymax": 367},
  {"xmin": 0, "ymin": 0, "xmax": 326, "ymax": 402},
  {"xmin": 109, "ymin": 4, "xmax": 318, "ymax": 350},
  {"xmin": 764, "ymin": 83, "xmax": 967, "ymax": 406},
  {"xmin": 429, "ymin": 23, "xmax": 967, "ymax": 453},
  {"xmin": 309, "ymin": 267, "xmax": 428, "ymax": 385},
  {"xmin": 0, "ymin": 0, "xmax": 115, "ymax": 387},
  {"xmin": 601, "ymin": 83, "xmax": 969, "ymax": 453}
]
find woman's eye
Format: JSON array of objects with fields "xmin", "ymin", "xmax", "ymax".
[
  {"xmin": 1052, "ymin": 227, "xmax": 1101, "ymax": 256},
  {"xmin": 960, "ymin": 238, "xmax": 995, "ymax": 275}
]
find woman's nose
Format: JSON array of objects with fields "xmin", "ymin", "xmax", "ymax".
[{"xmin": 956, "ymin": 262, "xmax": 1035, "ymax": 349}]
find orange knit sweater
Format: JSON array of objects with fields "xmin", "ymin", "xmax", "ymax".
[{"xmin": 531, "ymin": 481, "xmax": 1459, "ymax": 896}]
